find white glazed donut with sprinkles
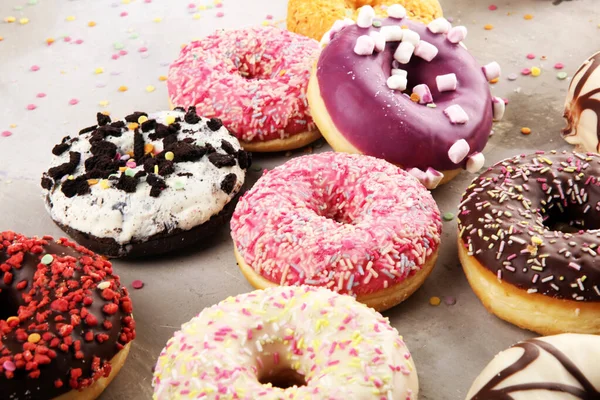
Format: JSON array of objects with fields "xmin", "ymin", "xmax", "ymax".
[{"xmin": 152, "ymin": 285, "xmax": 419, "ymax": 400}]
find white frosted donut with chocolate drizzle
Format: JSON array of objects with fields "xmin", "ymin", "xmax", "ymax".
[
  {"xmin": 563, "ymin": 52, "xmax": 600, "ymax": 153},
  {"xmin": 466, "ymin": 334, "xmax": 600, "ymax": 399}
]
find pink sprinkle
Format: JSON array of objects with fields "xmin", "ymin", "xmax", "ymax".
[
  {"xmin": 36, "ymin": 93, "xmax": 46, "ymax": 98},
  {"xmin": 126, "ymin": 161, "xmax": 137, "ymax": 168},
  {"xmin": 554, "ymin": 63, "xmax": 564, "ymax": 69},
  {"xmin": 69, "ymin": 98, "xmax": 79, "ymax": 105},
  {"xmin": 188, "ymin": 3, "xmax": 196, "ymax": 8},
  {"xmin": 132, "ymin": 280, "xmax": 144, "ymax": 289},
  {"xmin": 26, "ymin": 104, "xmax": 37, "ymax": 110},
  {"xmin": 112, "ymin": 54, "xmax": 120, "ymax": 60},
  {"xmin": 119, "ymin": 50, "xmax": 128, "ymax": 56},
  {"xmin": 266, "ymin": 14, "xmax": 273, "ymax": 20},
  {"xmin": 521, "ymin": 68, "xmax": 531, "ymax": 75},
  {"xmin": 488, "ymin": 4, "xmax": 497, "ymax": 10},
  {"xmin": 1, "ymin": 131, "xmax": 12, "ymax": 137},
  {"xmin": 216, "ymin": 11, "xmax": 224, "ymax": 17},
  {"xmin": 64, "ymin": 36, "xmax": 71, "ymax": 42},
  {"xmin": 273, "ymin": 352, "xmax": 280, "ymax": 365},
  {"xmin": 75, "ymin": 39, "xmax": 84, "ymax": 45},
  {"xmin": 526, "ymin": 53, "xmax": 535, "ymax": 60},
  {"xmin": 216, "ymin": 3, "xmax": 223, "ymax": 8},
  {"xmin": 120, "ymin": 11, "xmax": 128, "ymax": 17},
  {"xmin": 3, "ymin": 361, "xmax": 16, "ymax": 371},
  {"xmin": 30, "ymin": 65, "xmax": 40, "ymax": 72},
  {"xmin": 144, "ymin": 0, "xmax": 151, "ymax": 2},
  {"xmin": 138, "ymin": 47, "xmax": 148, "ymax": 53}
]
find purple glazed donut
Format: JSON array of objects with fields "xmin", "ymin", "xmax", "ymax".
[{"xmin": 307, "ymin": 4, "xmax": 505, "ymax": 189}]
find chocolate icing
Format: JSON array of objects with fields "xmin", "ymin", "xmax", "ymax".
[
  {"xmin": 0, "ymin": 232, "xmax": 135, "ymax": 399},
  {"xmin": 458, "ymin": 151, "xmax": 600, "ymax": 301},
  {"xmin": 470, "ymin": 339, "xmax": 600, "ymax": 399},
  {"xmin": 316, "ymin": 18, "xmax": 493, "ymax": 171},
  {"xmin": 563, "ymin": 52, "xmax": 600, "ymax": 151}
]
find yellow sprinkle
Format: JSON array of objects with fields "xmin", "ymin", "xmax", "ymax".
[
  {"xmin": 279, "ymin": 70, "xmax": 287, "ymax": 76},
  {"xmin": 98, "ymin": 100, "xmax": 109, "ymax": 107},
  {"xmin": 524, "ymin": 14, "xmax": 534, "ymax": 20},
  {"xmin": 28, "ymin": 333, "xmax": 41, "ymax": 343},
  {"xmin": 144, "ymin": 143, "xmax": 154, "ymax": 154},
  {"xmin": 165, "ymin": 151, "xmax": 175, "ymax": 161},
  {"xmin": 94, "ymin": 67, "xmax": 104, "ymax": 74},
  {"xmin": 88, "ymin": 21, "xmax": 96, "ymax": 27},
  {"xmin": 193, "ymin": 13, "xmax": 201, "ymax": 20},
  {"xmin": 198, "ymin": 5, "xmax": 207, "ymax": 10},
  {"xmin": 531, "ymin": 67, "xmax": 541, "ymax": 77},
  {"xmin": 45, "ymin": 37, "xmax": 55, "ymax": 45},
  {"xmin": 153, "ymin": 17, "xmax": 162, "ymax": 23},
  {"xmin": 489, "ymin": 77, "xmax": 499, "ymax": 84},
  {"xmin": 87, "ymin": 179, "xmax": 99, "ymax": 185},
  {"xmin": 138, "ymin": 115, "xmax": 149, "ymax": 124},
  {"xmin": 19, "ymin": 18, "xmax": 29, "ymax": 25},
  {"xmin": 158, "ymin": 75, "xmax": 167, "ymax": 81},
  {"xmin": 484, "ymin": 24, "xmax": 494, "ymax": 30},
  {"xmin": 6, "ymin": 316, "xmax": 19, "ymax": 324},
  {"xmin": 66, "ymin": 16, "xmax": 76, "ymax": 21},
  {"xmin": 5, "ymin": 16, "xmax": 16, "ymax": 23},
  {"xmin": 532, "ymin": 236, "xmax": 543, "ymax": 245},
  {"xmin": 126, "ymin": 151, "xmax": 134, "ymax": 157},
  {"xmin": 119, "ymin": 167, "xmax": 127, "ymax": 172},
  {"xmin": 122, "ymin": 0, "xmax": 131, "ymax": 3},
  {"xmin": 165, "ymin": 115, "xmax": 176, "ymax": 125},
  {"xmin": 118, "ymin": 86, "xmax": 128, "ymax": 92},
  {"xmin": 127, "ymin": 122, "xmax": 139, "ymax": 130},
  {"xmin": 429, "ymin": 296, "xmax": 441, "ymax": 306},
  {"xmin": 9, "ymin": 124, "xmax": 17, "ymax": 128},
  {"xmin": 521, "ymin": 127, "xmax": 532, "ymax": 135},
  {"xmin": 146, "ymin": 85, "xmax": 156, "ymax": 93},
  {"xmin": 67, "ymin": 175, "xmax": 74, "ymax": 180},
  {"xmin": 261, "ymin": 20, "xmax": 270, "ymax": 26}
]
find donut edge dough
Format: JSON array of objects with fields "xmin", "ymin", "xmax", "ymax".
[
  {"xmin": 235, "ymin": 244, "xmax": 439, "ymax": 312},
  {"xmin": 458, "ymin": 237, "xmax": 600, "ymax": 335},
  {"xmin": 307, "ymin": 67, "xmax": 462, "ymax": 187},
  {"xmin": 287, "ymin": 0, "xmax": 443, "ymax": 41},
  {"xmin": 168, "ymin": 99, "xmax": 321, "ymax": 153},
  {"xmin": 53, "ymin": 342, "xmax": 131, "ymax": 400}
]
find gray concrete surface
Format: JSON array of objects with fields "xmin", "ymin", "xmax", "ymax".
[{"xmin": 0, "ymin": 0, "xmax": 599, "ymax": 398}]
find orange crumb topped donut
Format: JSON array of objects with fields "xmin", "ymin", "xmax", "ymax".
[{"xmin": 287, "ymin": 0, "xmax": 443, "ymax": 41}]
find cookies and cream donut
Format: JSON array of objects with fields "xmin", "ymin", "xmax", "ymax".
[
  {"xmin": 308, "ymin": 6, "xmax": 504, "ymax": 189},
  {"xmin": 153, "ymin": 285, "xmax": 419, "ymax": 399},
  {"xmin": 287, "ymin": 0, "xmax": 443, "ymax": 42},
  {"xmin": 231, "ymin": 152, "xmax": 442, "ymax": 312},
  {"xmin": 168, "ymin": 26, "xmax": 321, "ymax": 152},
  {"xmin": 0, "ymin": 231, "xmax": 135, "ymax": 400},
  {"xmin": 466, "ymin": 334, "xmax": 600, "ymax": 399},
  {"xmin": 458, "ymin": 150, "xmax": 600, "ymax": 335},
  {"xmin": 563, "ymin": 51, "xmax": 600, "ymax": 153},
  {"xmin": 41, "ymin": 108, "xmax": 250, "ymax": 258}
]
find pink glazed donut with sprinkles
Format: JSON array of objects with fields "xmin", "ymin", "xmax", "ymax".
[
  {"xmin": 153, "ymin": 286, "xmax": 419, "ymax": 399},
  {"xmin": 308, "ymin": 5, "xmax": 505, "ymax": 189},
  {"xmin": 230, "ymin": 152, "xmax": 442, "ymax": 312},
  {"xmin": 167, "ymin": 26, "xmax": 322, "ymax": 153}
]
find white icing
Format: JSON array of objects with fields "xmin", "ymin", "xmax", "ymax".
[
  {"xmin": 466, "ymin": 334, "xmax": 600, "ymax": 400},
  {"xmin": 43, "ymin": 110, "xmax": 246, "ymax": 245}
]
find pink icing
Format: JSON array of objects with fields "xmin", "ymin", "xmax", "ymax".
[
  {"xmin": 167, "ymin": 27, "xmax": 320, "ymax": 143},
  {"xmin": 230, "ymin": 152, "xmax": 442, "ymax": 296}
]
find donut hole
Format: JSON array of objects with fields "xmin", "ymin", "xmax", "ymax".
[
  {"xmin": 255, "ymin": 346, "xmax": 307, "ymax": 389},
  {"xmin": 258, "ymin": 367, "xmax": 307, "ymax": 389},
  {"xmin": 541, "ymin": 201, "xmax": 600, "ymax": 233}
]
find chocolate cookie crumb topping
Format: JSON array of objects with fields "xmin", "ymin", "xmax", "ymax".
[
  {"xmin": 208, "ymin": 153, "xmax": 236, "ymax": 168},
  {"xmin": 97, "ymin": 112, "xmax": 112, "ymax": 126},
  {"xmin": 207, "ymin": 118, "xmax": 223, "ymax": 132},
  {"xmin": 124, "ymin": 112, "xmax": 148, "ymax": 123},
  {"xmin": 61, "ymin": 176, "xmax": 90, "ymax": 198},
  {"xmin": 116, "ymin": 174, "xmax": 138, "ymax": 193},
  {"xmin": 52, "ymin": 136, "xmax": 73, "ymax": 156},
  {"xmin": 220, "ymin": 173, "xmax": 237, "ymax": 194},
  {"xmin": 237, "ymin": 150, "xmax": 252, "ymax": 170},
  {"xmin": 220, "ymin": 140, "xmax": 236, "ymax": 155},
  {"xmin": 48, "ymin": 151, "xmax": 81, "ymax": 180},
  {"xmin": 147, "ymin": 174, "xmax": 167, "ymax": 197}
]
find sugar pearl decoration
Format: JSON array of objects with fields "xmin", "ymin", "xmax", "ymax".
[
  {"xmin": 413, "ymin": 84, "xmax": 433, "ymax": 104},
  {"xmin": 483, "ymin": 61, "xmax": 501, "ymax": 81},
  {"xmin": 394, "ymin": 42, "xmax": 415, "ymax": 64},
  {"xmin": 466, "ymin": 152, "xmax": 485, "ymax": 173},
  {"xmin": 354, "ymin": 35, "xmax": 375, "ymax": 55},
  {"xmin": 387, "ymin": 4, "xmax": 407, "ymax": 19},
  {"xmin": 444, "ymin": 104, "xmax": 469, "ymax": 124},
  {"xmin": 370, "ymin": 31, "xmax": 386, "ymax": 52},
  {"xmin": 448, "ymin": 139, "xmax": 471, "ymax": 164},
  {"xmin": 427, "ymin": 18, "xmax": 451, "ymax": 34},
  {"xmin": 387, "ymin": 75, "xmax": 408, "ymax": 91},
  {"xmin": 357, "ymin": 5, "xmax": 375, "ymax": 28},
  {"xmin": 414, "ymin": 41, "xmax": 439, "ymax": 62},
  {"xmin": 436, "ymin": 73, "xmax": 458, "ymax": 92},
  {"xmin": 447, "ymin": 26, "xmax": 468, "ymax": 44},
  {"xmin": 492, "ymin": 97, "xmax": 505, "ymax": 121},
  {"xmin": 381, "ymin": 25, "xmax": 403, "ymax": 42}
]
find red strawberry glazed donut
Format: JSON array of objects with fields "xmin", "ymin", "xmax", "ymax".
[
  {"xmin": 231, "ymin": 152, "xmax": 442, "ymax": 312},
  {"xmin": 168, "ymin": 26, "xmax": 322, "ymax": 153},
  {"xmin": 0, "ymin": 231, "xmax": 135, "ymax": 400},
  {"xmin": 308, "ymin": 5, "xmax": 505, "ymax": 189}
]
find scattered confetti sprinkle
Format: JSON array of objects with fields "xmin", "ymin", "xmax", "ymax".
[
  {"xmin": 66, "ymin": 15, "xmax": 76, "ymax": 21},
  {"xmin": 99, "ymin": 100, "xmax": 110, "ymax": 107},
  {"xmin": 69, "ymin": 98, "xmax": 79, "ymax": 105},
  {"xmin": 30, "ymin": 65, "xmax": 40, "ymax": 72},
  {"xmin": 114, "ymin": 42, "xmax": 125, "ymax": 50},
  {"xmin": 153, "ymin": 17, "xmax": 162, "ymax": 22},
  {"xmin": 94, "ymin": 67, "xmax": 104, "ymax": 74},
  {"xmin": 36, "ymin": 93, "xmax": 46, "ymax": 98},
  {"xmin": 557, "ymin": 72, "xmax": 568, "ymax": 80},
  {"xmin": 120, "ymin": 11, "xmax": 128, "ymax": 17},
  {"xmin": 429, "ymin": 296, "xmax": 441, "ymax": 306},
  {"xmin": 524, "ymin": 14, "xmax": 534, "ymax": 20},
  {"xmin": 554, "ymin": 62, "xmax": 564, "ymax": 69},
  {"xmin": 192, "ymin": 13, "xmax": 201, "ymax": 19},
  {"xmin": 489, "ymin": 77, "xmax": 499, "ymax": 84},
  {"xmin": 19, "ymin": 17, "xmax": 29, "ymax": 25},
  {"xmin": 2, "ymin": 361, "xmax": 16, "ymax": 372},
  {"xmin": 88, "ymin": 21, "xmax": 96, "ymax": 27},
  {"xmin": 4, "ymin": 16, "xmax": 16, "ymax": 23},
  {"xmin": 521, "ymin": 68, "xmax": 531, "ymax": 75},
  {"xmin": 526, "ymin": 53, "xmax": 535, "ymax": 59},
  {"xmin": 266, "ymin": 14, "xmax": 273, "ymax": 20},
  {"xmin": 158, "ymin": 75, "xmax": 167, "ymax": 81},
  {"xmin": 26, "ymin": 104, "xmax": 37, "ymax": 110},
  {"xmin": 27, "ymin": 333, "xmax": 41, "ymax": 344},
  {"xmin": 444, "ymin": 296, "xmax": 457, "ymax": 306},
  {"xmin": 9, "ymin": 124, "xmax": 16, "ymax": 128},
  {"xmin": 216, "ymin": 11, "xmax": 224, "ymax": 17},
  {"xmin": 531, "ymin": 66, "xmax": 541, "ymax": 77},
  {"xmin": 1, "ymin": 131, "xmax": 12, "ymax": 137},
  {"xmin": 139, "ymin": 46, "xmax": 148, "ymax": 52},
  {"xmin": 521, "ymin": 127, "xmax": 532, "ymax": 135},
  {"xmin": 118, "ymin": 85, "xmax": 128, "ymax": 92},
  {"xmin": 46, "ymin": 38, "xmax": 55, "ymax": 45},
  {"xmin": 146, "ymin": 85, "xmax": 155, "ymax": 92},
  {"xmin": 484, "ymin": 24, "xmax": 493, "ymax": 30},
  {"xmin": 41, "ymin": 254, "xmax": 53, "ymax": 264},
  {"xmin": 132, "ymin": 280, "xmax": 144, "ymax": 289},
  {"xmin": 443, "ymin": 212, "xmax": 455, "ymax": 221},
  {"xmin": 0, "ymin": 37, "xmax": 4, "ymax": 42},
  {"xmin": 507, "ymin": 73, "xmax": 518, "ymax": 81}
]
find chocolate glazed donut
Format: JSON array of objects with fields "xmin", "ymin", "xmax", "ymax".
[
  {"xmin": 0, "ymin": 232, "xmax": 135, "ymax": 399},
  {"xmin": 457, "ymin": 150, "xmax": 600, "ymax": 335}
]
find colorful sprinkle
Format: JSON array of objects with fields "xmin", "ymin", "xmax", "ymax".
[
  {"xmin": 132, "ymin": 280, "xmax": 144, "ymax": 289},
  {"xmin": 95, "ymin": 67, "xmax": 104, "ymax": 74},
  {"xmin": 69, "ymin": 98, "xmax": 79, "ymax": 105},
  {"xmin": 165, "ymin": 151, "xmax": 175, "ymax": 161},
  {"xmin": 158, "ymin": 75, "xmax": 167, "ymax": 81},
  {"xmin": 30, "ymin": 65, "xmax": 40, "ymax": 72},
  {"xmin": 165, "ymin": 115, "xmax": 176, "ymax": 125},
  {"xmin": 444, "ymin": 296, "xmax": 457, "ymax": 306},
  {"xmin": 216, "ymin": 11, "xmax": 224, "ymax": 17},
  {"xmin": 524, "ymin": 14, "xmax": 534, "ymax": 20},
  {"xmin": 521, "ymin": 68, "xmax": 531, "ymax": 76},
  {"xmin": 26, "ymin": 104, "xmax": 37, "ymax": 110},
  {"xmin": 488, "ymin": 4, "xmax": 498, "ymax": 11},
  {"xmin": 484, "ymin": 24, "xmax": 494, "ymax": 30},
  {"xmin": 66, "ymin": 15, "xmax": 76, "ymax": 21},
  {"xmin": 19, "ymin": 17, "xmax": 29, "ymax": 25},
  {"xmin": 118, "ymin": 86, "xmax": 128, "ymax": 92},
  {"xmin": 4, "ymin": 16, "xmax": 16, "ymax": 23},
  {"xmin": 557, "ymin": 72, "xmax": 568, "ymax": 80},
  {"xmin": 37, "ymin": 93, "xmax": 46, "ymax": 98},
  {"xmin": 88, "ymin": 21, "xmax": 96, "ymax": 27},
  {"xmin": 443, "ymin": 212, "xmax": 455, "ymax": 221},
  {"xmin": 429, "ymin": 296, "xmax": 441, "ymax": 306},
  {"xmin": 97, "ymin": 281, "xmax": 111, "ymax": 290},
  {"xmin": 507, "ymin": 73, "xmax": 518, "ymax": 81},
  {"xmin": 554, "ymin": 63, "xmax": 564, "ymax": 69},
  {"xmin": 146, "ymin": 85, "xmax": 156, "ymax": 92},
  {"xmin": 1, "ymin": 131, "xmax": 12, "ymax": 137},
  {"xmin": 41, "ymin": 254, "xmax": 54, "ymax": 264},
  {"xmin": 521, "ymin": 127, "xmax": 532, "ymax": 135},
  {"xmin": 531, "ymin": 67, "xmax": 541, "ymax": 77},
  {"xmin": 2, "ymin": 361, "xmax": 16, "ymax": 372},
  {"xmin": 27, "ymin": 333, "xmax": 41, "ymax": 343},
  {"xmin": 526, "ymin": 53, "xmax": 535, "ymax": 59}
]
